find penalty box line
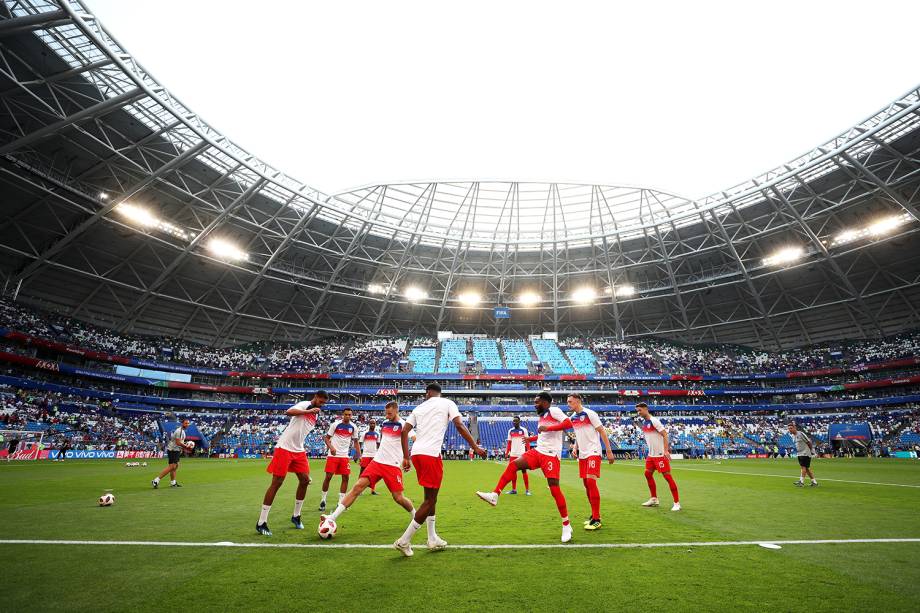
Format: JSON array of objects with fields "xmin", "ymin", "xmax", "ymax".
[{"xmin": 2, "ymin": 538, "xmax": 919, "ymax": 550}]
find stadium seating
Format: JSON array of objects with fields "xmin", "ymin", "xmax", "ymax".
[
  {"xmin": 472, "ymin": 338, "xmax": 503, "ymax": 370},
  {"xmin": 565, "ymin": 348, "xmax": 598, "ymax": 374},
  {"xmin": 408, "ymin": 347, "xmax": 436, "ymax": 373},
  {"xmin": 531, "ymin": 339, "xmax": 574, "ymax": 374},
  {"xmin": 501, "ymin": 339, "xmax": 532, "ymax": 370},
  {"xmin": 438, "ymin": 339, "xmax": 468, "ymax": 373}
]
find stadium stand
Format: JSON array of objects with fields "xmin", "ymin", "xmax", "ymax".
[
  {"xmin": 472, "ymin": 338, "xmax": 503, "ymax": 370},
  {"xmin": 531, "ymin": 339, "xmax": 574, "ymax": 374},
  {"xmin": 501, "ymin": 339, "xmax": 532, "ymax": 371},
  {"xmin": 438, "ymin": 339, "xmax": 468, "ymax": 373},
  {"xmin": 565, "ymin": 348, "xmax": 598, "ymax": 374}
]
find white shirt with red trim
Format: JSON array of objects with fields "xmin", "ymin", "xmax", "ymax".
[
  {"xmin": 406, "ymin": 396, "xmax": 461, "ymax": 457},
  {"xmin": 361, "ymin": 429, "xmax": 379, "ymax": 458},
  {"xmin": 372, "ymin": 419, "xmax": 405, "ymax": 467},
  {"xmin": 326, "ymin": 419, "xmax": 358, "ymax": 456},
  {"xmin": 536, "ymin": 406, "xmax": 569, "ymax": 457},
  {"xmin": 507, "ymin": 426, "xmax": 530, "ymax": 456},
  {"xmin": 275, "ymin": 401, "xmax": 319, "ymax": 453},
  {"xmin": 571, "ymin": 408, "xmax": 603, "ymax": 459},
  {"xmin": 641, "ymin": 416, "xmax": 666, "ymax": 457}
]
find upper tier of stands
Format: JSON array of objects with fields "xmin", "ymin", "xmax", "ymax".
[{"xmin": 2, "ymin": 298, "xmax": 920, "ymax": 377}]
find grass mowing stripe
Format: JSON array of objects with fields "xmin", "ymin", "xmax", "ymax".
[{"xmin": 3, "ymin": 537, "xmax": 920, "ymax": 549}]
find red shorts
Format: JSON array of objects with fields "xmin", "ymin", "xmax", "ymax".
[
  {"xmin": 412, "ymin": 454, "xmax": 444, "ymax": 489},
  {"xmin": 324, "ymin": 456, "xmax": 351, "ymax": 475},
  {"xmin": 521, "ymin": 448, "xmax": 560, "ymax": 480},
  {"xmin": 266, "ymin": 448, "xmax": 309, "ymax": 477},
  {"xmin": 579, "ymin": 455, "xmax": 602, "ymax": 479},
  {"xmin": 359, "ymin": 456, "xmax": 373, "ymax": 469},
  {"xmin": 362, "ymin": 461, "xmax": 405, "ymax": 492},
  {"xmin": 645, "ymin": 456, "xmax": 671, "ymax": 473}
]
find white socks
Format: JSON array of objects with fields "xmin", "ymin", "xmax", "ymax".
[
  {"xmin": 426, "ymin": 516, "xmax": 439, "ymax": 541},
  {"xmin": 259, "ymin": 504, "xmax": 271, "ymax": 524},
  {"xmin": 170, "ymin": 480, "xmax": 176, "ymax": 486},
  {"xmin": 293, "ymin": 499, "xmax": 304, "ymax": 517},
  {"xmin": 321, "ymin": 491, "xmax": 328, "ymax": 503},
  {"xmin": 400, "ymin": 520, "xmax": 422, "ymax": 544},
  {"xmin": 409, "ymin": 507, "xmax": 416, "ymax": 516},
  {"xmin": 330, "ymin": 503, "xmax": 347, "ymax": 521},
  {"xmin": 338, "ymin": 493, "xmax": 345, "ymax": 504}
]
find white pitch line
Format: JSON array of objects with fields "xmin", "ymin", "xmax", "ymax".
[
  {"xmin": 670, "ymin": 466, "xmax": 920, "ymax": 489},
  {"xmin": 1, "ymin": 538, "xmax": 919, "ymax": 550}
]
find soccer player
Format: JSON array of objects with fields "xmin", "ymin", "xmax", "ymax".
[
  {"xmin": 568, "ymin": 393, "xmax": 615, "ymax": 530},
  {"xmin": 394, "ymin": 383, "xmax": 486, "ymax": 556},
  {"xmin": 318, "ymin": 408, "xmax": 360, "ymax": 511},
  {"xmin": 322, "ymin": 401, "xmax": 415, "ymax": 528},
  {"xmin": 151, "ymin": 418, "xmax": 193, "ymax": 489},
  {"xmin": 359, "ymin": 419, "xmax": 380, "ymax": 495},
  {"xmin": 476, "ymin": 392, "xmax": 576, "ymax": 543},
  {"xmin": 789, "ymin": 423, "xmax": 818, "ymax": 487},
  {"xmin": 637, "ymin": 402, "xmax": 681, "ymax": 511},
  {"xmin": 505, "ymin": 415, "xmax": 532, "ymax": 495},
  {"xmin": 256, "ymin": 391, "xmax": 328, "ymax": 536}
]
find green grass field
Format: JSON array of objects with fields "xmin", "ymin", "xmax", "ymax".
[{"xmin": 2, "ymin": 457, "xmax": 919, "ymax": 612}]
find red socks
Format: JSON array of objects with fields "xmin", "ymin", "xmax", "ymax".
[
  {"xmin": 511, "ymin": 474, "xmax": 518, "ymax": 490},
  {"xmin": 494, "ymin": 462, "xmax": 518, "ymax": 494},
  {"xmin": 549, "ymin": 485, "xmax": 568, "ymax": 522},
  {"xmin": 644, "ymin": 469, "xmax": 657, "ymax": 497},
  {"xmin": 583, "ymin": 478, "xmax": 601, "ymax": 520},
  {"xmin": 522, "ymin": 471, "xmax": 530, "ymax": 491},
  {"xmin": 663, "ymin": 473, "xmax": 680, "ymax": 503}
]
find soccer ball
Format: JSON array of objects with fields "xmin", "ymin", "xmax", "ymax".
[
  {"xmin": 318, "ymin": 518, "xmax": 337, "ymax": 540},
  {"xmin": 98, "ymin": 493, "xmax": 115, "ymax": 507},
  {"xmin": 187, "ymin": 441, "xmax": 196, "ymax": 449}
]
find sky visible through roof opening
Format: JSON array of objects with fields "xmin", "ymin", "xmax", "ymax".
[{"xmin": 86, "ymin": 0, "xmax": 919, "ymax": 200}]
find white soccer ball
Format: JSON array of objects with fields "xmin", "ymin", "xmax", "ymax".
[
  {"xmin": 187, "ymin": 441, "xmax": 196, "ymax": 449},
  {"xmin": 141, "ymin": 462, "xmax": 147, "ymax": 467},
  {"xmin": 318, "ymin": 518, "xmax": 337, "ymax": 540},
  {"xmin": 98, "ymin": 493, "xmax": 115, "ymax": 507}
]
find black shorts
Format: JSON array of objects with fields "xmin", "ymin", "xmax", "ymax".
[
  {"xmin": 167, "ymin": 450, "xmax": 181, "ymax": 464},
  {"xmin": 797, "ymin": 455, "xmax": 811, "ymax": 468}
]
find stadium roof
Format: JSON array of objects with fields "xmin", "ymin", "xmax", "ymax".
[{"xmin": 1, "ymin": 1, "xmax": 919, "ymax": 348}]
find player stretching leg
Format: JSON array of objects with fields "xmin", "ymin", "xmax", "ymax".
[
  {"xmin": 476, "ymin": 392, "xmax": 576, "ymax": 543},
  {"xmin": 394, "ymin": 383, "xmax": 486, "ymax": 557},
  {"xmin": 568, "ymin": 394, "xmax": 615, "ymax": 530},
  {"xmin": 319, "ymin": 408, "xmax": 360, "ymax": 511},
  {"xmin": 505, "ymin": 415, "xmax": 532, "ymax": 495},
  {"xmin": 788, "ymin": 423, "xmax": 818, "ymax": 487},
  {"xmin": 637, "ymin": 403, "xmax": 680, "ymax": 511},
  {"xmin": 322, "ymin": 402, "xmax": 415, "ymax": 529},
  {"xmin": 152, "ymin": 418, "xmax": 193, "ymax": 488},
  {"xmin": 359, "ymin": 419, "xmax": 379, "ymax": 495},
  {"xmin": 257, "ymin": 391, "xmax": 327, "ymax": 535}
]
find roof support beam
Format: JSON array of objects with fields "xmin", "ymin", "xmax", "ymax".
[{"xmin": 0, "ymin": 9, "xmax": 69, "ymax": 37}]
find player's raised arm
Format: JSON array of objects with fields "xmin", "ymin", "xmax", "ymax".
[
  {"xmin": 452, "ymin": 415, "xmax": 486, "ymax": 457},
  {"xmin": 538, "ymin": 408, "xmax": 573, "ymax": 433}
]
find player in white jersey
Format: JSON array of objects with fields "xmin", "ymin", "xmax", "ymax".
[
  {"xmin": 257, "ymin": 391, "xmax": 328, "ymax": 535},
  {"xmin": 504, "ymin": 415, "xmax": 532, "ymax": 495},
  {"xmin": 476, "ymin": 392, "xmax": 576, "ymax": 543},
  {"xmin": 359, "ymin": 419, "xmax": 380, "ymax": 495},
  {"xmin": 394, "ymin": 383, "xmax": 485, "ymax": 557},
  {"xmin": 318, "ymin": 408, "xmax": 360, "ymax": 511},
  {"xmin": 568, "ymin": 394, "xmax": 615, "ymax": 530},
  {"xmin": 321, "ymin": 402, "xmax": 416, "ymax": 531},
  {"xmin": 637, "ymin": 402, "xmax": 680, "ymax": 511}
]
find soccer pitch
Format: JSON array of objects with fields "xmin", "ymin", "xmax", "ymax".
[{"xmin": 3, "ymin": 458, "xmax": 919, "ymax": 612}]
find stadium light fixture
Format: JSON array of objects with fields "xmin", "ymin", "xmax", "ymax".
[
  {"xmin": 404, "ymin": 286, "xmax": 429, "ymax": 302},
  {"xmin": 614, "ymin": 284, "xmax": 636, "ymax": 298},
  {"xmin": 118, "ymin": 203, "xmax": 158, "ymax": 228},
  {"xmin": 762, "ymin": 246, "xmax": 804, "ymax": 267},
  {"xmin": 208, "ymin": 238, "xmax": 249, "ymax": 262},
  {"xmin": 98, "ymin": 192, "xmax": 109, "ymax": 200},
  {"xmin": 367, "ymin": 283, "xmax": 387, "ymax": 294},
  {"xmin": 571, "ymin": 287, "xmax": 597, "ymax": 304},
  {"xmin": 830, "ymin": 213, "xmax": 911, "ymax": 247},
  {"xmin": 458, "ymin": 291, "xmax": 482, "ymax": 306},
  {"xmin": 517, "ymin": 291, "xmax": 541, "ymax": 306}
]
